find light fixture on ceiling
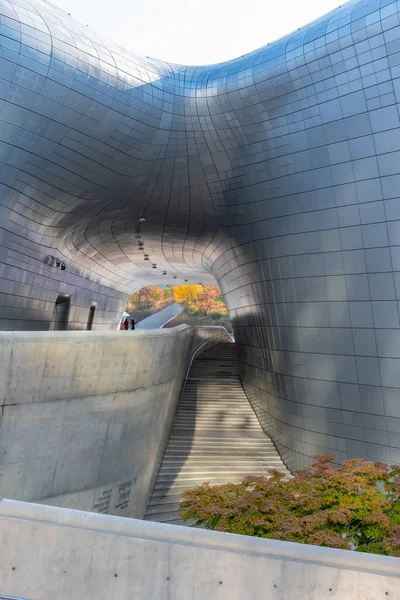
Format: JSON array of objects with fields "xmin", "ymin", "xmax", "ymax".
[
  {"xmin": 139, "ymin": 217, "xmax": 146, "ymax": 223},
  {"xmin": 53, "ymin": 258, "xmax": 66, "ymax": 271},
  {"xmin": 163, "ymin": 271, "xmax": 167, "ymax": 275},
  {"xmin": 152, "ymin": 264, "xmax": 157, "ymax": 269}
]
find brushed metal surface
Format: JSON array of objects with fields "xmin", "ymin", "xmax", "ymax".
[{"xmin": 1, "ymin": 0, "xmax": 400, "ymax": 468}]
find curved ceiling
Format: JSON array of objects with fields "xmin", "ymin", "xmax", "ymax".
[{"xmin": 0, "ymin": 0, "xmax": 359, "ymax": 293}]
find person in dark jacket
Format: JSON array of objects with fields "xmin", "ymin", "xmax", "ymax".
[
  {"xmin": 123, "ymin": 318, "xmax": 129, "ymax": 330},
  {"xmin": 131, "ymin": 318, "xmax": 137, "ymax": 330}
]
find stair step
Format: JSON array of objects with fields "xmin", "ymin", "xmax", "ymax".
[
  {"xmin": 163, "ymin": 446, "xmax": 277, "ymax": 452},
  {"xmin": 144, "ymin": 515, "xmax": 199, "ymax": 526},
  {"xmin": 155, "ymin": 471, "xmax": 283, "ymax": 483},
  {"xmin": 167, "ymin": 436, "xmax": 272, "ymax": 440},
  {"xmin": 175, "ymin": 408, "xmax": 256, "ymax": 413},
  {"xmin": 159, "ymin": 460, "xmax": 283, "ymax": 469},
  {"xmin": 172, "ymin": 421, "xmax": 260, "ymax": 426},
  {"xmin": 173, "ymin": 417, "xmax": 258, "ymax": 421},
  {"xmin": 156, "ymin": 466, "xmax": 284, "ymax": 476},
  {"xmin": 175, "ymin": 411, "xmax": 255, "ymax": 415},
  {"xmin": 165, "ymin": 439, "xmax": 274, "ymax": 445},
  {"xmin": 163, "ymin": 451, "xmax": 277, "ymax": 457},
  {"xmin": 181, "ymin": 392, "xmax": 245, "ymax": 396},
  {"xmin": 144, "ymin": 510, "xmax": 185, "ymax": 522},
  {"xmin": 164, "ymin": 448, "xmax": 275, "ymax": 454},
  {"xmin": 165, "ymin": 447, "xmax": 275, "ymax": 453},
  {"xmin": 167, "ymin": 436, "xmax": 273, "ymax": 442},
  {"xmin": 163, "ymin": 456, "xmax": 278, "ymax": 462},
  {"xmin": 172, "ymin": 421, "xmax": 260, "ymax": 425},
  {"xmin": 152, "ymin": 481, "xmax": 255, "ymax": 493},
  {"xmin": 153, "ymin": 474, "xmax": 283, "ymax": 492},
  {"xmin": 159, "ymin": 460, "xmax": 283, "ymax": 468},
  {"xmin": 171, "ymin": 427, "xmax": 262, "ymax": 432},
  {"xmin": 151, "ymin": 487, "xmax": 197, "ymax": 497},
  {"xmin": 173, "ymin": 416, "xmax": 259, "ymax": 421},
  {"xmin": 146, "ymin": 502, "xmax": 182, "ymax": 515},
  {"xmin": 177, "ymin": 403, "xmax": 249, "ymax": 407},
  {"xmin": 149, "ymin": 494, "xmax": 184, "ymax": 505},
  {"xmin": 167, "ymin": 436, "xmax": 269, "ymax": 442},
  {"xmin": 157, "ymin": 468, "xmax": 282, "ymax": 477}
]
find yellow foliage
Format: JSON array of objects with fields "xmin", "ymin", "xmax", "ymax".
[
  {"xmin": 172, "ymin": 285, "xmax": 203, "ymax": 308},
  {"xmin": 172, "ymin": 284, "xmax": 227, "ymax": 315}
]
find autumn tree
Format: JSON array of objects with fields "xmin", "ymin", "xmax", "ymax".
[
  {"xmin": 180, "ymin": 455, "xmax": 400, "ymax": 557},
  {"xmin": 173, "ymin": 284, "xmax": 203, "ymax": 310},
  {"xmin": 128, "ymin": 286, "xmax": 164, "ymax": 310},
  {"xmin": 172, "ymin": 284, "xmax": 227, "ymax": 315},
  {"xmin": 197, "ymin": 285, "xmax": 223, "ymax": 315},
  {"xmin": 163, "ymin": 286, "xmax": 173, "ymax": 301}
]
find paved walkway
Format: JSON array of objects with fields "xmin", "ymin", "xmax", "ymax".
[{"xmin": 136, "ymin": 302, "xmax": 183, "ymax": 330}]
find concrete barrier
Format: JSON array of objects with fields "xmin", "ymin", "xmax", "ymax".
[
  {"xmin": 0, "ymin": 327, "xmax": 231, "ymax": 518},
  {"xmin": 0, "ymin": 499, "xmax": 399, "ymax": 599}
]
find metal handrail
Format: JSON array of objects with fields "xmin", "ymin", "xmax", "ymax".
[{"xmin": 0, "ymin": 595, "xmax": 29, "ymax": 600}]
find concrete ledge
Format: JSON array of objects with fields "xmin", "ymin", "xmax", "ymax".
[
  {"xmin": 0, "ymin": 324, "xmax": 230, "ymax": 341},
  {"xmin": 0, "ymin": 500, "xmax": 399, "ymax": 600},
  {"xmin": 1, "ymin": 500, "xmax": 398, "ymax": 577}
]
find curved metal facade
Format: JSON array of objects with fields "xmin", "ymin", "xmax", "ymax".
[{"xmin": 2, "ymin": 0, "xmax": 400, "ymax": 468}]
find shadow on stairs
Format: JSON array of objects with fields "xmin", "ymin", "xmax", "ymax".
[{"xmin": 145, "ymin": 343, "xmax": 289, "ymax": 526}]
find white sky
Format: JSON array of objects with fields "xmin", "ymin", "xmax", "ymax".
[{"xmin": 50, "ymin": 0, "xmax": 343, "ymax": 65}]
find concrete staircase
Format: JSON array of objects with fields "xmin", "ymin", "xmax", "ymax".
[{"xmin": 145, "ymin": 343, "xmax": 289, "ymax": 525}]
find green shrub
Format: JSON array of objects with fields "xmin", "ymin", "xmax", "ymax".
[
  {"xmin": 180, "ymin": 455, "xmax": 400, "ymax": 556},
  {"xmin": 210, "ymin": 311, "xmax": 222, "ymax": 320}
]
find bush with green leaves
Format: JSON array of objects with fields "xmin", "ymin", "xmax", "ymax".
[
  {"xmin": 210, "ymin": 311, "xmax": 223, "ymax": 320},
  {"xmin": 180, "ymin": 455, "xmax": 400, "ymax": 556}
]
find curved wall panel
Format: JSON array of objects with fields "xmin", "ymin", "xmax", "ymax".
[{"xmin": 1, "ymin": 0, "xmax": 400, "ymax": 468}]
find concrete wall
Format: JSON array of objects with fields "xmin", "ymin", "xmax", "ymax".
[
  {"xmin": 0, "ymin": 327, "xmax": 231, "ymax": 518},
  {"xmin": 0, "ymin": 500, "xmax": 399, "ymax": 600}
]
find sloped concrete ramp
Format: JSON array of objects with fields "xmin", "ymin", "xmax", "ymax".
[{"xmin": 136, "ymin": 303, "xmax": 183, "ymax": 330}]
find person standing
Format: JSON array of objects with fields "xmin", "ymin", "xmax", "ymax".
[
  {"xmin": 131, "ymin": 318, "xmax": 137, "ymax": 330},
  {"xmin": 123, "ymin": 318, "xmax": 129, "ymax": 330}
]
